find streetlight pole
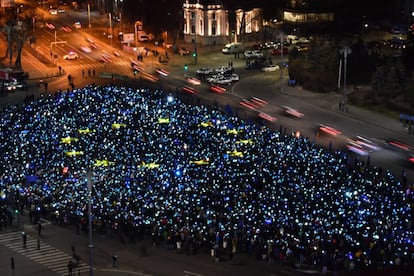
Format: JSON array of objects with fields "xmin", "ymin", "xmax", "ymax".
[
  {"xmin": 109, "ymin": 13, "xmax": 112, "ymax": 47},
  {"xmin": 87, "ymin": 171, "xmax": 94, "ymax": 276},
  {"xmin": 280, "ymin": 33, "xmax": 284, "ymax": 92},
  {"xmin": 88, "ymin": 4, "xmax": 91, "ymax": 28},
  {"xmin": 339, "ymin": 46, "xmax": 352, "ymax": 110}
]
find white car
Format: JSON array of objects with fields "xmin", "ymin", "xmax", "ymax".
[
  {"xmin": 252, "ymin": 50, "xmax": 264, "ymax": 58},
  {"xmin": 196, "ymin": 67, "xmax": 213, "ymax": 75},
  {"xmin": 213, "ymin": 75, "xmax": 233, "ymax": 85},
  {"xmin": 80, "ymin": 46, "xmax": 91, "ymax": 53},
  {"xmin": 63, "ymin": 52, "xmax": 78, "ymax": 60},
  {"xmin": 73, "ymin": 22, "xmax": 82, "ymax": 29},
  {"xmin": 244, "ymin": 50, "xmax": 255, "ymax": 58},
  {"xmin": 215, "ymin": 66, "xmax": 231, "ymax": 74},
  {"xmin": 282, "ymin": 106, "xmax": 304, "ymax": 118},
  {"xmin": 230, "ymin": 73, "xmax": 239, "ymax": 82},
  {"xmin": 262, "ymin": 64, "xmax": 280, "ymax": 72}
]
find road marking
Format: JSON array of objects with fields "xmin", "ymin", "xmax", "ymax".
[{"xmin": 0, "ymin": 232, "xmax": 90, "ymax": 275}]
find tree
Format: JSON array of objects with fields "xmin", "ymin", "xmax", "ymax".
[
  {"xmin": 289, "ymin": 35, "xmax": 339, "ymax": 92},
  {"xmin": 2, "ymin": 14, "xmax": 31, "ymax": 71}
]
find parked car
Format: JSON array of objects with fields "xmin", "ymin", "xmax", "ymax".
[
  {"xmin": 244, "ymin": 50, "xmax": 264, "ymax": 59},
  {"xmin": 271, "ymin": 47, "xmax": 289, "ymax": 55},
  {"xmin": 178, "ymin": 47, "xmax": 190, "ymax": 56},
  {"xmin": 215, "ymin": 66, "xmax": 232, "ymax": 74},
  {"xmin": 196, "ymin": 67, "xmax": 213, "ymax": 75},
  {"xmin": 262, "ymin": 64, "xmax": 280, "ymax": 72}
]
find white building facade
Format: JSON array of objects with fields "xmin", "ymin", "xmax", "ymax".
[{"xmin": 183, "ymin": 0, "xmax": 229, "ymax": 45}]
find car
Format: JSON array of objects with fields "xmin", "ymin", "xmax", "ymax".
[
  {"xmin": 73, "ymin": 22, "xmax": 81, "ymax": 29},
  {"xmin": 318, "ymin": 124, "xmax": 342, "ymax": 136},
  {"xmin": 252, "ymin": 50, "xmax": 264, "ymax": 58},
  {"xmin": 282, "ymin": 106, "xmax": 304, "ymax": 118},
  {"xmin": 353, "ymin": 136, "xmax": 380, "ymax": 152},
  {"xmin": 178, "ymin": 47, "xmax": 190, "ymax": 56},
  {"xmin": 45, "ymin": 23, "xmax": 55, "ymax": 30},
  {"xmin": 60, "ymin": 26, "xmax": 72, "ymax": 32},
  {"xmin": 230, "ymin": 73, "xmax": 239, "ymax": 82},
  {"xmin": 57, "ymin": 8, "xmax": 65, "ymax": 13},
  {"xmin": 244, "ymin": 50, "xmax": 255, "ymax": 58},
  {"xmin": 181, "ymin": 85, "xmax": 198, "ymax": 95},
  {"xmin": 101, "ymin": 53, "xmax": 112, "ymax": 63},
  {"xmin": 258, "ymin": 112, "xmax": 277, "ymax": 122},
  {"xmin": 383, "ymin": 138, "xmax": 412, "ymax": 151},
  {"xmin": 196, "ymin": 67, "xmax": 213, "ymax": 75},
  {"xmin": 346, "ymin": 141, "xmax": 369, "ymax": 156},
  {"xmin": 244, "ymin": 50, "xmax": 263, "ymax": 59},
  {"xmin": 214, "ymin": 76, "xmax": 233, "ymax": 85},
  {"xmin": 271, "ymin": 47, "xmax": 289, "ymax": 56},
  {"xmin": 215, "ymin": 66, "xmax": 232, "ymax": 74},
  {"xmin": 156, "ymin": 68, "xmax": 169, "ymax": 77},
  {"xmin": 63, "ymin": 52, "xmax": 78, "ymax": 60},
  {"xmin": 80, "ymin": 45, "xmax": 91, "ymax": 53},
  {"xmin": 186, "ymin": 77, "xmax": 201, "ymax": 85},
  {"xmin": 210, "ymin": 84, "xmax": 226, "ymax": 94},
  {"xmin": 49, "ymin": 9, "xmax": 57, "ymax": 15},
  {"xmin": 262, "ymin": 64, "xmax": 280, "ymax": 72}
]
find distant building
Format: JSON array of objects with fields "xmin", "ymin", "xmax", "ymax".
[
  {"xmin": 1, "ymin": 0, "xmax": 15, "ymax": 8},
  {"xmin": 183, "ymin": 0, "xmax": 263, "ymax": 45},
  {"xmin": 183, "ymin": 0, "xmax": 229, "ymax": 45},
  {"xmin": 282, "ymin": 0, "xmax": 335, "ymax": 23}
]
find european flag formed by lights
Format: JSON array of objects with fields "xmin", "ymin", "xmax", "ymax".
[
  {"xmin": 112, "ymin": 123, "xmax": 127, "ymax": 129},
  {"xmin": 64, "ymin": 151, "xmax": 84, "ymax": 157},
  {"xmin": 60, "ymin": 137, "xmax": 79, "ymax": 144},
  {"xmin": 198, "ymin": 121, "xmax": 213, "ymax": 128},
  {"xmin": 189, "ymin": 159, "xmax": 209, "ymax": 165},
  {"xmin": 226, "ymin": 129, "xmax": 240, "ymax": 135},
  {"xmin": 78, "ymin": 128, "xmax": 95, "ymax": 134},
  {"xmin": 236, "ymin": 139, "xmax": 253, "ymax": 145},
  {"xmin": 93, "ymin": 159, "xmax": 114, "ymax": 167},
  {"xmin": 158, "ymin": 118, "xmax": 170, "ymax": 124},
  {"xmin": 226, "ymin": 150, "xmax": 244, "ymax": 157},
  {"xmin": 139, "ymin": 161, "xmax": 160, "ymax": 169}
]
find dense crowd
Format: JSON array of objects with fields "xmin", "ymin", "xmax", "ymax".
[{"xmin": 1, "ymin": 85, "xmax": 414, "ymax": 273}]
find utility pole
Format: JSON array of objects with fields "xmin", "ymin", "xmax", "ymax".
[
  {"xmin": 339, "ymin": 46, "xmax": 352, "ymax": 110},
  {"xmin": 280, "ymin": 32, "xmax": 284, "ymax": 92},
  {"xmin": 87, "ymin": 171, "xmax": 94, "ymax": 276}
]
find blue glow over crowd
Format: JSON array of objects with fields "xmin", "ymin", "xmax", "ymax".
[{"xmin": 1, "ymin": 85, "xmax": 413, "ymax": 272}]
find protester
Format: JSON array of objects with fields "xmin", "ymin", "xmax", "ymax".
[{"xmin": 0, "ymin": 85, "xmax": 413, "ymax": 273}]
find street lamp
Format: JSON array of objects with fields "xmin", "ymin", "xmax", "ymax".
[
  {"xmin": 109, "ymin": 13, "xmax": 113, "ymax": 47},
  {"xmin": 86, "ymin": 170, "xmax": 94, "ymax": 276},
  {"xmin": 88, "ymin": 4, "xmax": 91, "ymax": 28},
  {"xmin": 339, "ymin": 46, "xmax": 352, "ymax": 110}
]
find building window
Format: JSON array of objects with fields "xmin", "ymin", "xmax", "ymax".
[
  {"xmin": 191, "ymin": 12, "xmax": 195, "ymax": 19},
  {"xmin": 212, "ymin": 12, "xmax": 216, "ymax": 20},
  {"xmin": 191, "ymin": 25, "xmax": 196, "ymax": 34},
  {"xmin": 212, "ymin": 23, "xmax": 216, "ymax": 35}
]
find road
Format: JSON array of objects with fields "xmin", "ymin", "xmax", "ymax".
[{"xmin": 1, "ymin": 5, "xmax": 414, "ymax": 276}]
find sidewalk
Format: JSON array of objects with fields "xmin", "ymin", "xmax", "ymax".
[{"xmin": 8, "ymin": 212, "xmax": 314, "ymax": 276}]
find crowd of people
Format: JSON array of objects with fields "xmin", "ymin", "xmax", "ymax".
[{"xmin": 1, "ymin": 85, "xmax": 414, "ymax": 273}]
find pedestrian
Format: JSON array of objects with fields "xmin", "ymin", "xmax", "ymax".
[
  {"xmin": 37, "ymin": 238, "xmax": 40, "ymax": 250},
  {"xmin": 68, "ymin": 260, "xmax": 74, "ymax": 276},
  {"xmin": 112, "ymin": 254, "xmax": 117, "ymax": 268},
  {"xmin": 82, "ymin": 69, "xmax": 85, "ymax": 77},
  {"xmin": 22, "ymin": 231, "xmax": 27, "ymax": 248},
  {"xmin": 37, "ymin": 221, "xmax": 42, "ymax": 237},
  {"xmin": 88, "ymin": 69, "xmax": 91, "ymax": 77}
]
